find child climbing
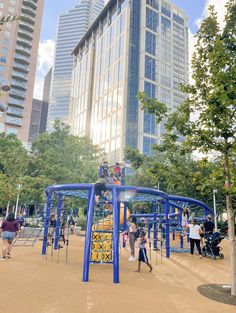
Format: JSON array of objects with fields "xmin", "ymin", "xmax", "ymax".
[
  {"xmin": 135, "ymin": 231, "xmax": 153, "ymax": 272},
  {"xmin": 94, "ymin": 175, "xmax": 108, "ymax": 206}
]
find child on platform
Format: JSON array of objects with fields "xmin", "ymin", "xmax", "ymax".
[{"xmin": 136, "ymin": 231, "xmax": 153, "ymax": 272}]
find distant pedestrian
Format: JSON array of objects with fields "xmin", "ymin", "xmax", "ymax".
[
  {"xmin": 203, "ymin": 215, "xmax": 214, "ymax": 239},
  {"xmin": 0, "ymin": 212, "xmax": 19, "ymax": 260},
  {"xmin": 135, "ymin": 231, "xmax": 152, "ymax": 272}
]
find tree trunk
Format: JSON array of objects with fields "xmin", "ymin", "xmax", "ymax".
[{"xmin": 224, "ymin": 153, "xmax": 236, "ymax": 296}]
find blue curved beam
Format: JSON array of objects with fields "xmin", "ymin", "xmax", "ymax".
[{"xmin": 168, "ymin": 195, "xmax": 214, "ymax": 215}]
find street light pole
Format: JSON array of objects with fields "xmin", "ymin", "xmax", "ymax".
[{"xmin": 213, "ymin": 189, "xmax": 218, "ymax": 232}]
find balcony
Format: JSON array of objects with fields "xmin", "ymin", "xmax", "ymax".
[
  {"xmin": 15, "ymin": 45, "xmax": 31, "ymax": 56},
  {"xmin": 18, "ymin": 28, "xmax": 33, "ymax": 41},
  {"xmin": 12, "ymin": 70, "xmax": 28, "ymax": 81},
  {"xmin": 19, "ymin": 20, "xmax": 34, "ymax": 32},
  {"xmin": 11, "ymin": 79, "xmax": 27, "ymax": 91},
  {"xmin": 5, "ymin": 116, "xmax": 23, "ymax": 127},
  {"xmin": 8, "ymin": 97, "xmax": 24, "ymax": 108},
  {"xmin": 9, "ymin": 89, "xmax": 26, "ymax": 100},
  {"xmin": 13, "ymin": 61, "xmax": 29, "ymax": 73},
  {"xmin": 21, "ymin": 14, "xmax": 35, "ymax": 25},
  {"xmin": 14, "ymin": 53, "xmax": 30, "ymax": 64},
  {"xmin": 23, "ymin": 0, "xmax": 37, "ymax": 10},
  {"xmin": 22, "ymin": 6, "xmax": 36, "ymax": 18},
  {"xmin": 7, "ymin": 107, "xmax": 24, "ymax": 118},
  {"xmin": 17, "ymin": 37, "xmax": 32, "ymax": 49}
]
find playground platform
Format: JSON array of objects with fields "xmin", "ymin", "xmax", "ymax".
[{"xmin": 0, "ymin": 235, "xmax": 235, "ymax": 313}]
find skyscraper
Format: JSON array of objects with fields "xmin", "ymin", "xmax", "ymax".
[
  {"xmin": 46, "ymin": 0, "xmax": 104, "ymax": 131},
  {"xmin": 0, "ymin": 0, "xmax": 44, "ymax": 146},
  {"xmin": 70, "ymin": 0, "xmax": 189, "ymax": 162}
]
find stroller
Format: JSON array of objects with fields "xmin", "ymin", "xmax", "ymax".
[{"xmin": 202, "ymin": 232, "xmax": 224, "ymax": 260}]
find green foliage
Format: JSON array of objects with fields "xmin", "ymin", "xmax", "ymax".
[{"xmin": 0, "ymin": 121, "xmax": 103, "ymax": 208}]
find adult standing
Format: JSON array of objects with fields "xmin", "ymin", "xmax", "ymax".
[
  {"xmin": 128, "ymin": 216, "xmax": 138, "ymax": 261},
  {"xmin": 203, "ymin": 215, "xmax": 214, "ymax": 239},
  {"xmin": 188, "ymin": 218, "xmax": 203, "ymax": 258},
  {"xmin": 0, "ymin": 212, "xmax": 19, "ymax": 260}
]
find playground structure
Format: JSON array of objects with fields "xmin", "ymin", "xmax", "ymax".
[{"xmin": 42, "ymin": 183, "xmax": 213, "ymax": 284}]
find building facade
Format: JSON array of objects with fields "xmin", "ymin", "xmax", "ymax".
[
  {"xmin": 70, "ymin": 0, "xmax": 189, "ymax": 162},
  {"xmin": 46, "ymin": 0, "xmax": 104, "ymax": 131},
  {"xmin": 39, "ymin": 67, "xmax": 52, "ymax": 133},
  {"xmin": 0, "ymin": 0, "xmax": 44, "ymax": 146}
]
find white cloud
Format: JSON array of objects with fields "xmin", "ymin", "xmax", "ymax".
[
  {"xmin": 33, "ymin": 39, "xmax": 55, "ymax": 100},
  {"xmin": 194, "ymin": 0, "xmax": 227, "ymax": 29}
]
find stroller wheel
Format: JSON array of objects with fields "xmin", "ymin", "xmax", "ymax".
[
  {"xmin": 219, "ymin": 253, "xmax": 224, "ymax": 259},
  {"xmin": 211, "ymin": 255, "xmax": 216, "ymax": 260},
  {"xmin": 202, "ymin": 251, "xmax": 206, "ymax": 257}
]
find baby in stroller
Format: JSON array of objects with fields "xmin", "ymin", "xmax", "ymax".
[{"xmin": 202, "ymin": 232, "xmax": 224, "ymax": 259}]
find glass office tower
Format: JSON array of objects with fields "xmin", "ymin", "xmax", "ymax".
[
  {"xmin": 47, "ymin": 0, "xmax": 104, "ymax": 131},
  {"xmin": 70, "ymin": 0, "xmax": 188, "ymax": 162}
]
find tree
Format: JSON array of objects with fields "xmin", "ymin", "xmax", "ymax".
[
  {"xmin": 0, "ymin": 15, "xmax": 23, "ymax": 31},
  {"xmin": 138, "ymin": 1, "xmax": 236, "ymax": 295}
]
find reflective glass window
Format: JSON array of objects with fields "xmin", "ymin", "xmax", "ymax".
[
  {"xmin": 145, "ymin": 56, "xmax": 156, "ymax": 81},
  {"xmin": 146, "ymin": 0, "xmax": 159, "ymax": 10},
  {"xmin": 145, "ymin": 31, "xmax": 156, "ymax": 56},
  {"xmin": 161, "ymin": 16, "xmax": 171, "ymax": 40},
  {"xmin": 161, "ymin": 1, "xmax": 171, "ymax": 17},
  {"xmin": 146, "ymin": 8, "xmax": 158, "ymax": 32}
]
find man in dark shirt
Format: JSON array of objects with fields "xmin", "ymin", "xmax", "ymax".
[{"xmin": 203, "ymin": 215, "xmax": 215, "ymax": 238}]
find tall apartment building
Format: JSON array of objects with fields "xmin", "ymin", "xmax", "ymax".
[
  {"xmin": 46, "ymin": 0, "xmax": 104, "ymax": 131},
  {"xmin": 69, "ymin": 0, "xmax": 189, "ymax": 162},
  {"xmin": 0, "ymin": 0, "xmax": 44, "ymax": 146}
]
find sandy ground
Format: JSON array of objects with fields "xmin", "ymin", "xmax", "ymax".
[{"xmin": 0, "ymin": 235, "xmax": 235, "ymax": 313}]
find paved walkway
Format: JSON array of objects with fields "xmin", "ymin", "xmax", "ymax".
[{"xmin": 0, "ymin": 236, "xmax": 234, "ymax": 313}]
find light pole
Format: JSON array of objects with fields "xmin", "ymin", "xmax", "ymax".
[
  {"xmin": 15, "ymin": 184, "xmax": 21, "ymax": 218},
  {"xmin": 213, "ymin": 189, "xmax": 218, "ymax": 232}
]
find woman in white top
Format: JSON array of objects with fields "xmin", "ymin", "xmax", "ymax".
[{"xmin": 188, "ymin": 218, "xmax": 203, "ymax": 258}]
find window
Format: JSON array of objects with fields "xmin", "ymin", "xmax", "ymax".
[
  {"xmin": 144, "ymin": 81, "xmax": 156, "ymax": 98},
  {"xmin": 10, "ymin": 0, "xmax": 16, "ymax": 4},
  {"xmin": 146, "ymin": 8, "xmax": 158, "ymax": 32},
  {"xmin": 0, "ymin": 57, "xmax": 6, "ymax": 63},
  {"xmin": 1, "ymin": 47, "xmax": 8, "ymax": 55},
  {"xmin": 145, "ymin": 56, "xmax": 156, "ymax": 81},
  {"xmin": 161, "ymin": 16, "xmax": 171, "ymax": 40},
  {"xmin": 161, "ymin": 0, "xmax": 171, "ymax": 17},
  {"xmin": 7, "ymin": 128, "xmax": 18, "ymax": 135},
  {"xmin": 0, "ymin": 64, "xmax": 5, "ymax": 72},
  {"xmin": 160, "ymin": 62, "xmax": 171, "ymax": 88},
  {"xmin": 143, "ymin": 136, "xmax": 156, "ymax": 156},
  {"xmin": 0, "ymin": 4, "xmax": 4, "ymax": 9},
  {"xmin": 4, "ymin": 31, "xmax": 10, "ymax": 38},
  {"xmin": 145, "ymin": 31, "xmax": 156, "ymax": 56},
  {"xmin": 9, "ymin": 7, "xmax": 15, "ymax": 13},
  {"xmin": 173, "ymin": 13, "xmax": 184, "ymax": 26},
  {"xmin": 146, "ymin": 0, "xmax": 159, "ymax": 10}
]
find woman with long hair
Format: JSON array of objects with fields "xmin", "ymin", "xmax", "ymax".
[{"xmin": 0, "ymin": 212, "xmax": 19, "ymax": 260}]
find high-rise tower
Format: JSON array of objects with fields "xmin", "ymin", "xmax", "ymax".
[
  {"xmin": 47, "ymin": 0, "xmax": 104, "ymax": 131},
  {"xmin": 0, "ymin": 0, "xmax": 44, "ymax": 146},
  {"xmin": 70, "ymin": 0, "xmax": 189, "ymax": 162}
]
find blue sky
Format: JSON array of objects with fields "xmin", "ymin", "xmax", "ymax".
[{"xmin": 40, "ymin": 0, "xmax": 206, "ymax": 42}]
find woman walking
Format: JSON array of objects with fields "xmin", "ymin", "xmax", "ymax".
[{"xmin": 0, "ymin": 212, "xmax": 19, "ymax": 260}]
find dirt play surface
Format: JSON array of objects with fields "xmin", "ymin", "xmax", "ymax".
[{"xmin": 0, "ymin": 235, "xmax": 235, "ymax": 313}]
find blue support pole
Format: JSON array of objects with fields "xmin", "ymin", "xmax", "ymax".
[
  {"xmin": 164, "ymin": 199, "xmax": 170, "ymax": 258},
  {"xmin": 148, "ymin": 223, "xmax": 151, "ymax": 240},
  {"xmin": 122, "ymin": 202, "xmax": 127, "ymax": 248},
  {"xmin": 54, "ymin": 194, "xmax": 63, "ymax": 249},
  {"xmin": 153, "ymin": 199, "xmax": 157, "ymax": 250},
  {"xmin": 82, "ymin": 188, "xmax": 95, "ymax": 282},
  {"xmin": 42, "ymin": 192, "xmax": 52, "ymax": 255},
  {"xmin": 112, "ymin": 188, "xmax": 120, "ymax": 284},
  {"xmin": 179, "ymin": 210, "xmax": 184, "ymax": 249}
]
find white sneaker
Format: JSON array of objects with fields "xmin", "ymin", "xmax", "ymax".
[{"xmin": 128, "ymin": 256, "xmax": 135, "ymax": 261}]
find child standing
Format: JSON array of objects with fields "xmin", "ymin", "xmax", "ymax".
[{"xmin": 136, "ymin": 231, "xmax": 153, "ymax": 272}]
